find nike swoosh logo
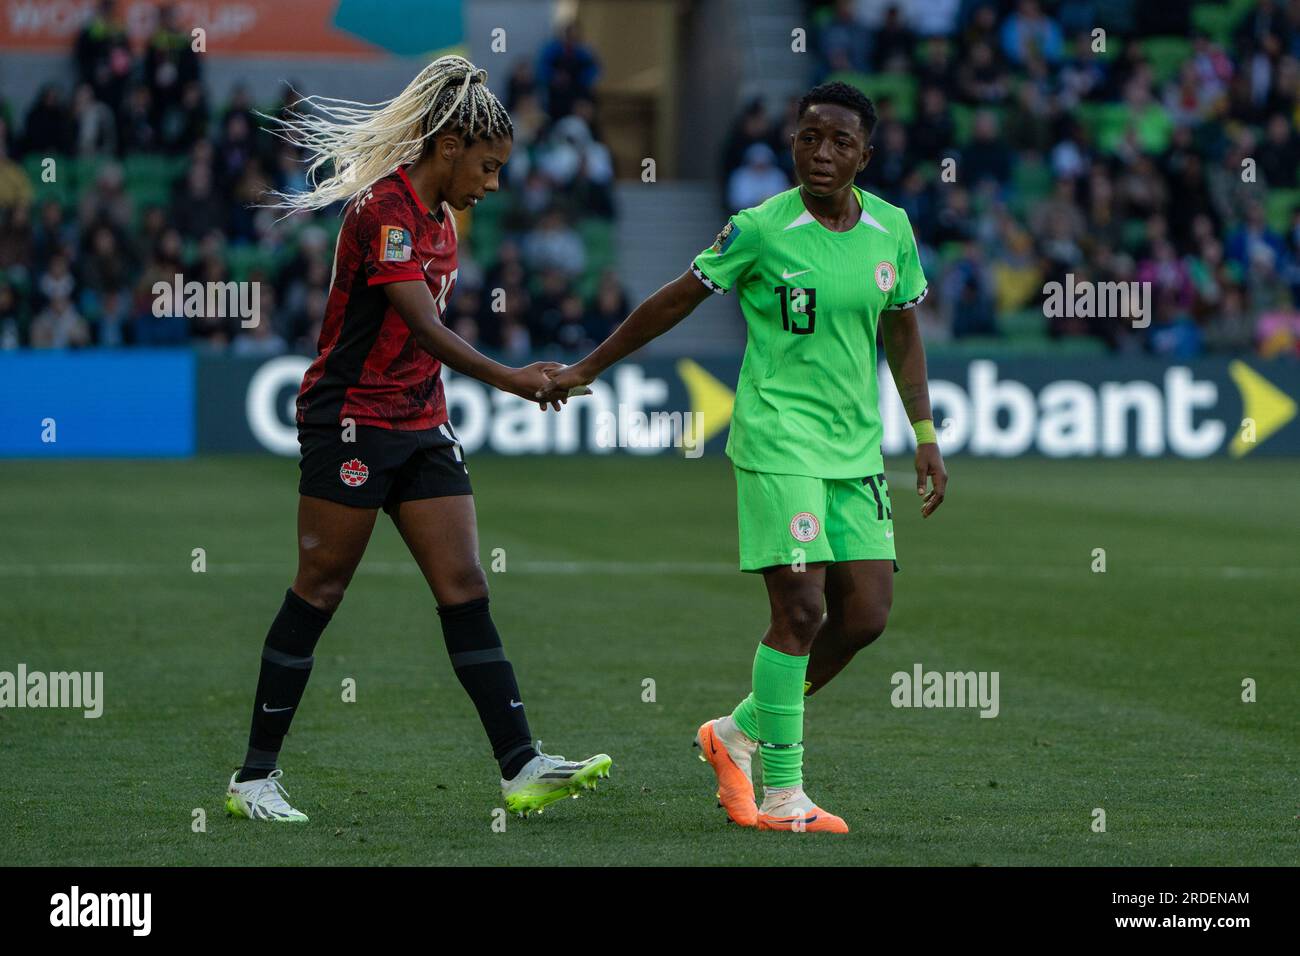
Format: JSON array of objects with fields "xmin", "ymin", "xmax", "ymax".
[
  {"xmin": 767, "ymin": 814, "xmax": 819, "ymax": 824},
  {"xmin": 262, "ymin": 703, "xmax": 293, "ymax": 713},
  {"xmin": 781, "ymin": 268, "xmax": 811, "ymax": 279},
  {"xmin": 509, "ymin": 699, "xmax": 523, "ymax": 709},
  {"xmin": 423, "ymin": 257, "xmax": 435, "ymax": 272}
]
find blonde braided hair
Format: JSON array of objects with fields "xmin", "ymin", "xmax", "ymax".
[{"xmin": 258, "ymin": 54, "xmax": 512, "ymax": 213}]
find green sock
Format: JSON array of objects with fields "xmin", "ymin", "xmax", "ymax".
[
  {"xmin": 731, "ymin": 693, "xmax": 760, "ymax": 740},
  {"xmin": 745, "ymin": 642, "xmax": 808, "ymax": 790}
]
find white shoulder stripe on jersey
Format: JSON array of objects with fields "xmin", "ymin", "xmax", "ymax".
[{"xmin": 782, "ymin": 206, "xmax": 891, "ymax": 234}]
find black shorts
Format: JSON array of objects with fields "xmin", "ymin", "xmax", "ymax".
[{"xmin": 298, "ymin": 422, "xmax": 472, "ymax": 513}]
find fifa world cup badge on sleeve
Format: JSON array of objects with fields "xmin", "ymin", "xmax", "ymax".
[
  {"xmin": 380, "ymin": 225, "xmax": 412, "ymax": 262},
  {"xmin": 711, "ymin": 220, "xmax": 737, "ymax": 254}
]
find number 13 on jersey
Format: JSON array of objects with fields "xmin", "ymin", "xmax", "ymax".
[{"xmin": 774, "ymin": 285, "xmax": 817, "ymax": 335}]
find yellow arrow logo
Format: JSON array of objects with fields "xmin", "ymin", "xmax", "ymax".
[
  {"xmin": 1228, "ymin": 360, "xmax": 1297, "ymax": 457},
  {"xmin": 677, "ymin": 358, "xmax": 735, "ymax": 448}
]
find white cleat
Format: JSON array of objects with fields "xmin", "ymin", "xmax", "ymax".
[
  {"xmin": 225, "ymin": 768, "xmax": 309, "ymax": 823},
  {"xmin": 501, "ymin": 747, "xmax": 613, "ymax": 817}
]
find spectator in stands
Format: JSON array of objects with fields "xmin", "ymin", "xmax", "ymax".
[
  {"xmin": 551, "ymin": 293, "xmax": 589, "ymax": 352},
  {"xmin": 1225, "ymin": 202, "xmax": 1286, "ymax": 278},
  {"xmin": 910, "ymin": 87, "xmax": 955, "ymax": 163},
  {"xmin": 727, "ymin": 143, "xmax": 789, "ymax": 212},
  {"xmin": 537, "ymin": 113, "xmax": 615, "ymax": 218},
  {"xmin": 585, "ymin": 270, "xmax": 628, "ymax": 344},
  {"xmin": 862, "ymin": 121, "xmax": 910, "ymax": 197},
  {"xmin": 144, "ymin": 4, "xmax": 201, "ymax": 124},
  {"xmin": 71, "ymin": 83, "xmax": 117, "ymax": 157},
  {"xmin": 1058, "ymin": 31, "xmax": 1107, "ymax": 107},
  {"xmin": 79, "ymin": 162, "xmax": 133, "ymax": 233},
  {"xmin": 21, "ymin": 85, "xmax": 74, "ymax": 156},
  {"xmin": 233, "ymin": 287, "xmax": 288, "ymax": 357},
  {"xmin": 720, "ymin": 98, "xmax": 782, "ymax": 192},
  {"xmin": 522, "ymin": 211, "xmax": 585, "ymax": 277},
  {"xmin": 0, "ymin": 119, "xmax": 33, "ymax": 213},
  {"xmin": 820, "ymin": 0, "xmax": 873, "ymax": 76},
  {"xmin": 0, "ymin": 201, "xmax": 32, "ymax": 273},
  {"xmin": 119, "ymin": 83, "xmax": 160, "ymax": 153},
  {"xmin": 955, "ymin": 40, "xmax": 1010, "ymax": 104},
  {"xmin": 74, "ymin": 0, "xmax": 132, "ymax": 113},
  {"xmin": 170, "ymin": 163, "xmax": 226, "ymax": 239},
  {"xmin": 959, "ymin": 110, "xmax": 1014, "ymax": 189},
  {"xmin": 1260, "ymin": 112, "xmax": 1300, "ymax": 187},
  {"xmin": 30, "ymin": 293, "xmax": 91, "ymax": 348},
  {"xmin": 0, "ymin": 281, "xmax": 24, "ymax": 349},
  {"xmin": 78, "ymin": 223, "xmax": 132, "ymax": 302},
  {"xmin": 945, "ymin": 241, "xmax": 998, "ymax": 338},
  {"xmin": 915, "ymin": 36, "xmax": 956, "ymax": 90},
  {"xmin": 1000, "ymin": 0, "xmax": 1063, "ymax": 67},
  {"xmin": 536, "ymin": 22, "xmax": 600, "ymax": 121},
  {"xmin": 871, "ymin": 5, "xmax": 915, "ymax": 72},
  {"xmin": 504, "ymin": 59, "xmax": 537, "ymax": 112},
  {"xmin": 1003, "ymin": 81, "xmax": 1054, "ymax": 154},
  {"xmin": 162, "ymin": 80, "xmax": 210, "ymax": 154}
]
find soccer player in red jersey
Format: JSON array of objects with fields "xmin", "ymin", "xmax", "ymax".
[{"xmin": 223, "ymin": 56, "xmax": 610, "ymax": 823}]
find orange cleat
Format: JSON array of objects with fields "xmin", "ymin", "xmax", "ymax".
[
  {"xmin": 757, "ymin": 801, "xmax": 849, "ymax": 834},
  {"xmin": 693, "ymin": 718, "xmax": 758, "ymax": 827}
]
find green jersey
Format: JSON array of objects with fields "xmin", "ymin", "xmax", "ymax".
[{"xmin": 692, "ymin": 185, "xmax": 927, "ymax": 479}]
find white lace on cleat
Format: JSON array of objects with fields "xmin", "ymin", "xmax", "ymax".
[{"xmin": 225, "ymin": 768, "xmax": 309, "ymax": 823}]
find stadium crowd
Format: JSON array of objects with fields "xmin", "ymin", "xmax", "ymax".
[
  {"xmin": 721, "ymin": 0, "xmax": 1300, "ymax": 356},
  {"xmin": 0, "ymin": 4, "xmax": 624, "ymax": 357},
  {"xmin": 3, "ymin": 1, "xmax": 1300, "ymax": 358}
]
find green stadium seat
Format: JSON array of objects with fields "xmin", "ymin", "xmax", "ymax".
[
  {"xmin": 1141, "ymin": 37, "xmax": 1193, "ymax": 85},
  {"xmin": 950, "ymin": 103, "xmax": 975, "ymax": 146},
  {"xmin": 1191, "ymin": 5, "xmax": 1235, "ymax": 44},
  {"xmin": 1265, "ymin": 189, "xmax": 1300, "ymax": 233},
  {"xmin": 578, "ymin": 218, "xmax": 616, "ymax": 281},
  {"xmin": 1010, "ymin": 158, "xmax": 1053, "ymax": 217},
  {"xmin": 1000, "ymin": 308, "xmax": 1045, "ymax": 340},
  {"xmin": 226, "ymin": 244, "xmax": 264, "ymax": 283},
  {"xmin": 825, "ymin": 71, "xmax": 916, "ymax": 123},
  {"xmin": 22, "ymin": 153, "xmax": 74, "ymax": 208},
  {"xmin": 1120, "ymin": 218, "xmax": 1149, "ymax": 253},
  {"xmin": 70, "ymin": 155, "xmax": 104, "ymax": 198},
  {"xmin": 1192, "ymin": 0, "xmax": 1255, "ymax": 45}
]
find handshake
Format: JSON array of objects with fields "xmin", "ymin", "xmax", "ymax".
[{"xmin": 498, "ymin": 361, "xmax": 595, "ymax": 411}]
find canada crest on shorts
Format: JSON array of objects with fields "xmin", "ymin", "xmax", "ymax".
[
  {"xmin": 790, "ymin": 511, "xmax": 820, "ymax": 542},
  {"xmin": 340, "ymin": 458, "xmax": 369, "ymax": 487},
  {"xmin": 874, "ymin": 260, "xmax": 897, "ymax": 293}
]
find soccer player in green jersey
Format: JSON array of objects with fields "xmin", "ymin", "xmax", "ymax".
[{"xmin": 539, "ymin": 82, "xmax": 947, "ymax": 833}]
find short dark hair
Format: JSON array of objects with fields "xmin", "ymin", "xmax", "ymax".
[{"xmin": 796, "ymin": 81, "xmax": 877, "ymax": 138}]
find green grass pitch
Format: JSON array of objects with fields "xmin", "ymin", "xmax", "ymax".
[{"xmin": 1, "ymin": 454, "xmax": 1296, "ymax": 865}]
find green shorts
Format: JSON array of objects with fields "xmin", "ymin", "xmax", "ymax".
[{"xmin": 734, "ymin": 467, "xmax": 897, "ymax": 572}]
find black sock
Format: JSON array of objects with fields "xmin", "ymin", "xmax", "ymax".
[
  {"xmin": 438, "ymin": 597, "xmax": 537, "ymax": 779},
  {"xmin": 237, "ymin": 588, "xmax": 332, "ymax": 782}
]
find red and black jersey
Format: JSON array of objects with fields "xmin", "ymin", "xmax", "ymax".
[{"xmin": 297, "ymin": 164, "xmax": 458, "ymax": 430}]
